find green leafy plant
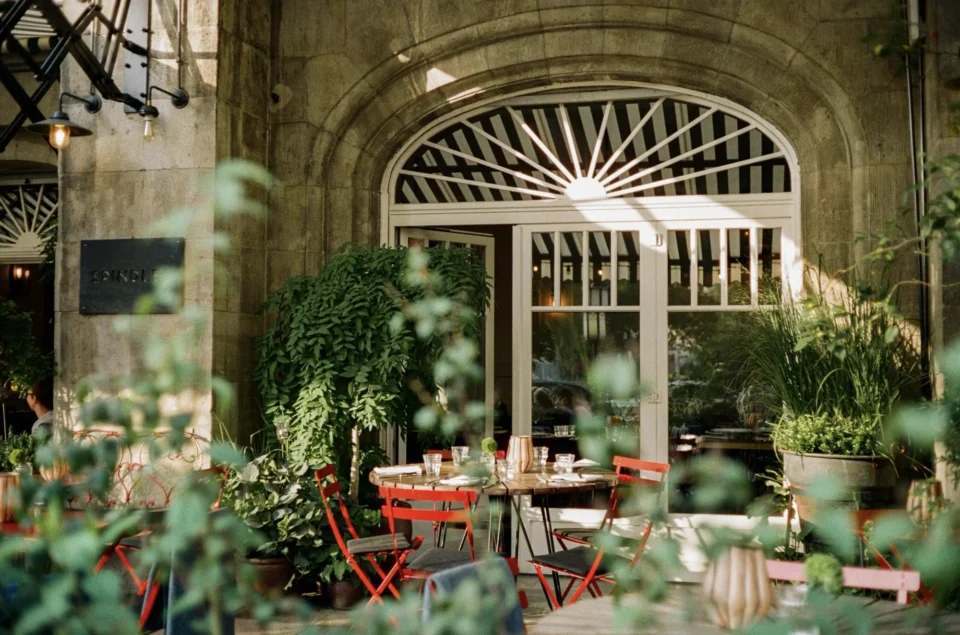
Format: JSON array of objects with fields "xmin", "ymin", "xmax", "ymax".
[
  {"xmin": 0, "ymin": 432, "xmax": 36, "ymax": 471},
  {"xmin": 748, "ymin": 285, "xmax": 919, "ymax": 456},
  {"xmin": 0, "ymin": 299, "xmax": 52, "ymax": 397},
  {"xmin": 480, "ymin": 437, "xmax": 497, "ymax": 456},
  {"xmin": 804, "ymin": 553, "xmax": 844, "ymax": 595},
  {"xmin": 256, "ymin": 244, "xmax": 489, "ymax": 500},
  {"xmin": 221, "ymin": 453, "xmax": 380, "ymax": 586}
]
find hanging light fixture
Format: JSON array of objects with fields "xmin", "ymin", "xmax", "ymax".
[
  {"xmin": 25, "ymin": 92, "xmax": 102, "ymax": 150},
  {"xmin": 138, "ymin": 86, "xmax": 189, "ymax": 142}
]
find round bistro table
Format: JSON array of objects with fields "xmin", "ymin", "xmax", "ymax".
[
  {"xmin": 370, "ymin": 461, "xmax": 618, "ymax": 602},
  {"xmin": 530, "ymin": 586, "xmax": 960, "ymax": 634}
]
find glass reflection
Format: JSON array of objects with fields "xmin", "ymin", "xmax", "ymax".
[
  {"xmin": 588, "ymin": 232, "xmax": 612, "ymax": 306},
  {"xmin": 727, "ymin": 228, "xmax": 751, "ymax": 305},
  {"xmin": 697, "ymin": 229, "xmax": 721, "ymax": 305},
  {"xmin": 668, "ymin": 230, "xmax": 691, "ymax": 306},
  {"xmin": 532, "ymin": 232, "xmax": 554, "ymax": 306},
  {"xmin": 757, "ymin": 228, "xmax": 782, "ymax": 300},
  {"xmin": 617, "ymin": 232, "xmax": 641, "ymax": 306},
  {"xmin": 559, "ymin": 232, "xmax": 583, "ymax": 306}
]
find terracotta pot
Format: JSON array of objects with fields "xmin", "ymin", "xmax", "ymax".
[
  {"xmin": 249, "ymin": 557, "xmax": 294, "ymax": 596},
  {"xmin": 327, "ymin": 579, "xmax": 365, "ymax": 610},
  {"xmin": 906, "ymin": 478, "xmax": 945, "ymax": 527},
  {"xmin": 702, "ymin": 546, "xmax": 774, "ymax": 630},
  {"xmin": 39, "ymin": 460, "xmax": 69, "ymax": 483},
  {"xmin": 506, "ymin": 435, "xmax": 534, "ymax": 474},
  {"xmin": 0, "ymin": 472, "xmax": 20, "ymax": 523}
]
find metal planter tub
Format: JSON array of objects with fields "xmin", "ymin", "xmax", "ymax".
[{"xmin": 781, "ymin": 451, "xmax": 897, "ymax": 522}]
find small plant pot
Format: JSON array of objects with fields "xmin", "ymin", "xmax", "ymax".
[
  {"xmin": 0, "ymin": 472, "xmax": 20, "ymax": 523},
  {"xmin": 327, "ymin": 579, "xmax": 364, "ymax": 610},
  {"xmin": 249, "ymin": 557, "xmax": 294, "ymax": 596}
]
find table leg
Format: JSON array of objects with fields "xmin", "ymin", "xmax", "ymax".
[{"xmin": 539, "ymin": 504, "xmax": 563, "ymax": 604}]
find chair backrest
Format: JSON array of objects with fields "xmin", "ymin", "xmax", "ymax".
[
  {"xmin": 607, "ymin": 457, "xmax": 669, "ymax": 522},
  {"xmin": 766, "ymin": 560, "xmax": 921, "ymax": 604},
  {"xmin": 315, "ymin": 466, "xmax": 362, "ymax": 556},
  {"xmin": 380, "ymin": 487, "xmax": 478, "ymax": 557}
]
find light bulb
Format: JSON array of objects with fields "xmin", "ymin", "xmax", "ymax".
[
  {"xmin": 142, "ymin": 116, "xmax": 155, "ymax": 142},
  {"xmin": 49, "ymin": 124, "xmax": 70, "ymax": 149},
  {"xmin": 12, "ymin": 266, "xmax": 23, "ymax": 280}
]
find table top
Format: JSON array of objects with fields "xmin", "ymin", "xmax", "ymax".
[
  {"xmin": 369, "ymin": 462, "xmax": 617, "ymax": 496},
  {"xmin": 530, "ymin": 587, "xmax": 960, "ymax": 634}
]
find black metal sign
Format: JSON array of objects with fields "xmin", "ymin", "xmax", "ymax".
[{"xmin": 79, "ymin": 238, "xmax": 184, "ymax": 315}]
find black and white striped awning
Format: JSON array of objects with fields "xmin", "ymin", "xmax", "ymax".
[
  {"xmin": 1, "ymin": 2, "xmax": 62, "ymax": 39},
  {"xmin": 395, "ymin": 94, "xmax": 791, "ymax": 205}
]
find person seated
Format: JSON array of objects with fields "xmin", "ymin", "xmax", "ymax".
[
  {"xmin": 535, "ymin": 386, "xmax": 575, "ymax": 432},
  {"xmin": 26, "ymin": 378, "xmax": 54, "ymax": 442}
]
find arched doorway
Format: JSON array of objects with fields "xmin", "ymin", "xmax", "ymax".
[{"xmin": 382, "ymin": 83, "xmax": 800, "ymax": 517}]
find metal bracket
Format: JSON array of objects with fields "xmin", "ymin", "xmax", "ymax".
[{"xmin": 122, "ymin": 0, "xmax": 148, "ymax": 114}]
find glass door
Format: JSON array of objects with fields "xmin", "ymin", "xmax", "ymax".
[{"xmin": 517, "ymin": 223, "xmax": 664, "ymax": 463}]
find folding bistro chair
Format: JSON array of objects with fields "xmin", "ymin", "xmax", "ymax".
[
  {"xmin": 766, "ymin": 560, "xmax": 921, "ymax": 604},
  {"xmin": 316, "ymin": 466, "xmax": 423, "ymax": 606},
  {"xmin": 425, "ymin": 449, "xmax": 504, "ymax": 550},
  {"xmin": 531, "ymin": 456, "xmax": 670, "ymax": 610},
  {"xmin": 850, "ymin": 509, "xmax": 935, "ymax": 604},
  {"xmin": 380, "ymin": 487, "xmax": 478, "ymax": 583},
  {"xmin": 95, "ymin": 466, "xmax": 230, "ymax": 630}
]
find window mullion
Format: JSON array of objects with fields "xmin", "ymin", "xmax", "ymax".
[
  {"xmin": 750, "ymin": 227, "xmax": 759, "ymax": 307},
  {"xmin": 553, "ymin": 231, "xmax": 560, "ymax": 307},
  {"xmin": 581, "ymin": 231, "xmax": 588, "ymax": 306},
  {"xmin": 689, "ymin": 229, "xmax": 698, "ymax": 308},
  {"xmin": 611, "ymin": 231, "xmax": 618, "ymax": 307},
  {"xmin": 720, "ymin": 228, "xmax": 728, "ymax": 307}
]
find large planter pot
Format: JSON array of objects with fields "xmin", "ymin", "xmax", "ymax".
[
  {"xmin": 0, "ymin": 472, "xmax": 20, "ymax": 523},
  {"xmin": 249, "ymin": 557, "xmax": 294, "ymax": 596},
  {"xmin": 782, "ymin": 451, "xmax": 896, "ymax": 522},
  {"xmin": 327, "ymin": 579, "xmax": 364, "ymax": 610}
]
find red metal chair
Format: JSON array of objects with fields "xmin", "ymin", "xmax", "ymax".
[
  {"xmin": 380, "ymin": 487, "xmax": 477, "ymax": 582},
  {"xmin": 316, "ymin": 466, "xmax": 423, "ymax": 605},
  {"xmin": 530, "ymin": 456, "xmax": 670, "ymax": 610},
  {"xmin": 96, "ymin": 466, "xmax": 229, "ymax": 630},
  {"xmin": 766, "ymin": 560, "xmax": 921, "ymax": 604},
  {"xmin": 850, "ymin": 508, "xmax": 935, "ymax": 604}
]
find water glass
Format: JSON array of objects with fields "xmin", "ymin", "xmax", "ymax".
[
  {"xmin": 555, "ymin": 453, "xmax": 575, "ymax": 473},
  {"xmin": 423, "ymin": 453, "xmax": 442, "ymax": 477},
  {"xmin": 497, "ymin": 458, "xmax": 516, "ymax": 481},
  {"xmin": 481, "ymin": 454, "xmax": 496, "ymax": 476},
  {"xmin": 452, "ymin": 446, "xmax": 470, "ymax": 468},
  {"xmin": 533, "ymin": 446, "xmax": 549, "ymax": 472}
]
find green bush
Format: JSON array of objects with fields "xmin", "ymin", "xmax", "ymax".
[
  {"xmin": 772, "ymin": 412, "xmax": 882, "ymax": 456},
  {"xmin": 0, "ymin": 432, "xmax": 35, "ymax": 471},
  {"xmin": 221, "ymin": 453, "xmax": 380, "ymax": 586},
  {"xmin": 256, "ymin": 244, "xmax": 489, "ymax": 499}
]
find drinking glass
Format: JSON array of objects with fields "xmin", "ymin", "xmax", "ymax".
[
  {"xmin": 555, "ymin": 453, "xmax": 575, "ymax": 473},
  {"xmin": 423, "ymin": 453, "xmax": 442, "ymax": 477},
  {"xmin": 497, "ymin": 458, "xmax": 516, "ymax": 481},
  {"xmin": 481, "ymin": 454, "xmax": 496, "ymax": 476},
  {"xmin": 452, "ymin": 446, "xmax": 470, "ymax": 468},
  {"xmin": 533, "ymin": 446, "xmax": 549, "ymax": 472}
]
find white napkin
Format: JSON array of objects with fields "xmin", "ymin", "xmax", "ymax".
[
  {"xmin": 373, "ymin": 465, "xmax": 423, "ymax": 476},
  {"xmin": 550, "ymin": 473, "xmax": 604, "ymax": 483},
  {"xmin": 572, "ymin": 458, "xmax": 599, "ymax": 468},
  {"xmin": 439, "ymin": 475, "xmax": 484, "ymax": 486}
]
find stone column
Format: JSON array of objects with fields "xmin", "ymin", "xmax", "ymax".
[{"xmin": 55, "ymin": 0, "xmax": 271, "ymax": 442}]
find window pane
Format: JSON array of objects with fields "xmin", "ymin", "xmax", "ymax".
[
  {"xmin": 559, "ymin": 232, "xmax": 583, "ymax": 307},
  {"xmin": 617, "ymin": 232, "xmax": 641, "ymax": 306},
  {"xmin": 588, "ymin": 232, "xmax": 612, "ymax": 306},
  {"xmin": 532, "ymin": 232, "xmax": 554, "ymax": 306},
  {"xmin": 532, "ymin": 312, "xmax": 641, "ymax": 454},
  {"xmin": 727, "ymin": 228, "xmax": 751, "ymax": 305},
  {"xmin": 668, "ymin": 230, "xmax": 691, "ymax": 306},
  {"xmin": 697, "ymin": 229, "xmax": 721, "ymax": 306},
  {"xmin": 757, "ymin": 228, "xmax": 782, "ymax": 301},
  {"xmin": 667, "ymin": 312, "xmax": 776, "ymax": 513}
]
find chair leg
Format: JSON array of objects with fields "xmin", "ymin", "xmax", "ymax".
[
  {"xmin": 534, "ymin": 565, "xmax": 562, "ymax": 611},
  {"xmin": 138, "ymin": 576, "xmax": 162, "ymax": 629}
]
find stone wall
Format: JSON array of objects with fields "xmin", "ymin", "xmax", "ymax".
[
  {"xmin": 269, "ymin": 0, "xmax": 917, "ymax": 301},
  {"xmin": 53, "ymin": 0, "xmax": 271, "ymax": 440}
]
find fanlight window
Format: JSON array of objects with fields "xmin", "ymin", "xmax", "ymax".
[
  {"xmin": 395, "ymin": 95, "xmax": 791, "ymax": 205},
  {"xmin": 0, "ymin": 183, "xmax": 58, "ymax": 263}
]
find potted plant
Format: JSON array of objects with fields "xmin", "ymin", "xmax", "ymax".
[
  {"xmin": 748, "ymin": 286, "xmax": 920, "ymax": 521},
  {"xmin": 255, "ymin": 244, "xmax": 490, "ymax": 500},
  {"xmin": 0, "ymin": 432, "xmax": 34, "ymax": 522},
  {"xmin": 222, "ymin": 453, "xmax": 381, "ymax": 603}
]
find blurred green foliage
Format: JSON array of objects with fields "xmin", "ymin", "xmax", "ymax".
[{"xmin": 0, "ymin": 299, "xmax": 52, "ymax": 398}]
